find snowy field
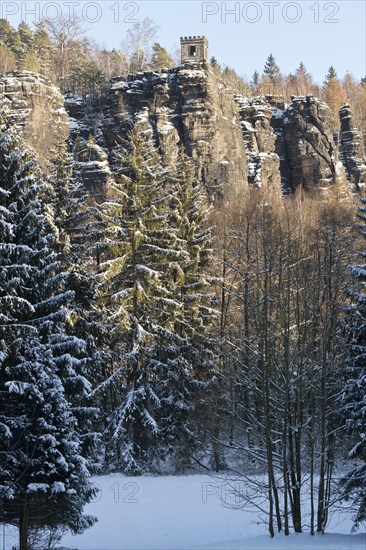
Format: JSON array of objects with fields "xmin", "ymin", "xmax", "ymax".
[{"xmin": 3, "ymin": 474, "xmax": 365, "ymax": 549}]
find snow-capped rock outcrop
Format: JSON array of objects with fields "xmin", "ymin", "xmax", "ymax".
[
  {"xmin": 103, "ymin": 67, "xmax": 356, "ymax": 198},
  {"xmin": 282, "ymin": 95, "xmax": 336, "ymax": 192},
  {"xmin": 267, "ymin": 95, "xmax": 338, "ymax": 193}
]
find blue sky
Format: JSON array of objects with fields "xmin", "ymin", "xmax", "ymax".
[{"xmin": 2, "ymin": 0, "xmax": 365, "ymax": 83}]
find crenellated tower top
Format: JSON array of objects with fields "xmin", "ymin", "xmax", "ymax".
[{"xmin": 180, "ymin": 36, "xmax": 209, "ymax": 64}]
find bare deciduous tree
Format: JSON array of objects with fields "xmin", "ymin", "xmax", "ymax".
[{"xmin": 121, "ymin": 18, "xmax": 159, "ymax": 73}]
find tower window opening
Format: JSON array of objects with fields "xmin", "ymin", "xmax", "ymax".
[{"xmin": 180, "ymin": 36, "xmax": 208, "ymax": 64}]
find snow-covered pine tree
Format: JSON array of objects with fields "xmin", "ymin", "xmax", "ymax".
[
  {"xmin": 0, "ymin": 110, "xmax": 97, "ymax": 549},
  {"xmin": 158, "ymin": 152, "xmax": 218, "ymax": 470},
  {"xmin": 97, "ymin": 126, "xmax": 182, "ymax": 473},
  {"xmin": 342, "ymin": 197, "xmax": 366, "ymax": 529},
  {"xmin": 45, "ymin": 125, "xmax": 100, "ymax": 267},
  {"xmin": 46, "ymin": 131, "xmax": 102, "ymax": 463}
]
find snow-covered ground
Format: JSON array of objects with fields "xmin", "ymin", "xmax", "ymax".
[
  {"xmin": 59, "ymin": 474, "xmax": 364, "ymax": 550},
  {"xmin": 2, "ymin": 474, "xmax": 365, "ymax": 549}
]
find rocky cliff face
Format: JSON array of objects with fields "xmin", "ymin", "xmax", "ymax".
[
  {"xmin": 65, "ymin": 93, "xmax": 112, "ymax": 200},
  {"xmin": 104, "ymin": 63, "xmax": 248, "ymax": 200},
  {"xmin": 234, "ymin": 95, "xmax": 280, "ymax": 193},
  {"xmin": 234, "ymin": 93, "xmax": 343, "ymax": 195},
  {"xmin": 1, "ymin": 67, "xmax": 365, "ymax": 201},
  {"xmin": 0, "ymin": 71, "xmax": 69, "ymax": 167},
  {"xmin": 339, "ymin": 104, "xmax": 366, "ymax": 187},
  {"xmin": 102, "ymin": 67, "xmax": 351, "ymax": 199},
  {"xmin": 280, "ymin": 95, "xmax": 336, "ymax": 193}
]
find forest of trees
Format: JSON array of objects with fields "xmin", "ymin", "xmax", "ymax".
[
  {"xmin": 0, "ymin": 17, "xmax": 176, "ymax": 98},
  {"xmin": 1, "ymin": 100, "xmax": 365, "ymax": 547},
  {"xmin": 213, "ymin": 192, "xmax": 359, "ymax": 535},
  {"xmin": 0, "ymin": 15, "xmax": 366, "ymax": 550}
]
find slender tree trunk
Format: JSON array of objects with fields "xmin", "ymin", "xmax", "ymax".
[
  {"xmin": 270, "ymin": 440, "xmax": 282, "ymax": 533},
  {"xmin": 264, "ymin": 366, "xmax": 282, "ymax": 534},
  {"xmin": 309, "ymin": 388, "xmax": 315, "ymax": 535},
  {"xmin": 283, "ymin": 239, "xmax": 291, "ymax": 537},
  {"xmin": 268, "ymin": 475, "xmax": 274, "ymax": 538},
  {"xmin": 282, "ymin": 312, "xmax": 290, "ymax": 536},
  {"xmin": 261, "ymin": 226, "xmax": 282, "ymax": 536},
  {"xmin": 317, "ymin": 368, "xmax": 326, "ymax": 533},
  {"xmin": 288, "ymin": 412, "xmax": 301, "ymax": 532},
  {"xmin": 323, "ymin": 433, "xmax": 335, "ymax": 531},
  {"xmin": 294, "ymin": 355, "xmax": 303, "ymax": 532},
  {"xmin": 19, "ymin": 503, "xmax": 29, "ymax": 550},
  {"xmin": 283, "ymin": 442, "xmax": 289, "ymax": 535}
]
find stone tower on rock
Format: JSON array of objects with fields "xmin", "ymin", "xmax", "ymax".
[{"xmin": 180, "ymin": 36, "xmax": 208, "ymax": 63}]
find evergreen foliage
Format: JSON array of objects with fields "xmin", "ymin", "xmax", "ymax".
[
  {"xmin": 342, "ymin": 197, "xmax": 366, "ymax": 529},
  {"xmin": 251, "ymin": 70, "xmax": 260, "ymax": 87},
  {"xmin": 0, "ymin": 110, "xmax": 96, "ymax": 548},
  {"xmin": 263, "ymin": 53, "xmax": 281, "ymax": 83},
  {"xmin": 159, "ymin": 152, "xmax": 218, "ymax": 469},
  {"xmin": 96, "ymin": 127, "xmax": 180, "ymax": 472},
  {"xmin": 150, "ymin": 42, "xmax": 174, "ymax": 70},
  {"xmin": 1, "ymin": 15, "xmax": 366, "ymax": 537},
  {"xmin": 324, "ymin": 65, "xmax": 337, "ymax": 85},
  {"xmin": 96, "ymin": 134, "xmax": 217, "ymax": 473},
  {"xmin": 46, "ymin": 134, "xmax": 102, "ymax": 463}
]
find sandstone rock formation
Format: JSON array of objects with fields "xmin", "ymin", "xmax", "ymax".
[
  {"xmin": 103, "ymin": 70, "xmax": 345, "ymax": 198},
  {"xmin": 1, "ymin": 67, "xmax": 365, "ymax": 202},
  {"xmin": 0, "ymin": 71, "xmax": 69, "ymax": 167},
  {"xmin": 283, "ymin": 96, "xmax": 336, "ymax": 192},
  {"xmin": 104, "ymin": 64, "xmax": 248, "ymax": 201},
  {"xmin": 339, "ymin": 104, "xmax": 366, "ymax": 186},
  {"xmin": 266, "ymin": 95, "xmax": 337, "ymax": 193},
  {"xmin": 65, "ymin": 93, "xmax": 112, "ymax": 200},
  {"xmin": 234, "ymin": 94, "xmax": 281, "ymax": 194}
]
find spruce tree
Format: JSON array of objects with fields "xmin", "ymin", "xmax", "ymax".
[
  {"xmin": 296, "ymin": 61, "xmax": 309, "ymax": 79},
  {"xmin": 33, "ymin": 26, "xmax": 55, "ymax": 79},
  {"xmin": 46, "ymin": 134, "xmax": 102, "ymax": 462},
  {"xmin": 17, "ymin": 22, "xmax": 37, "ymax": 70},
  {"xmin": 251, "ymin": 70, "xmax": 260, "ymax": 87},
  {"xmin": 159, "ymin": 152, "xmax": 218, "ymax": 470},
  {"xmin": 0, "ymin": 112, "xmax": 97, "ymax": 548},
  {"xmin": 324, "ymin": 65, "xmax": 337, "ymax": 86},
  {"xmin": 263, "ymin": 53, "xmax": 281, "ymax": 84},
  {"xmin": 342, "ymin": 197, "xmax": 366, "ymax": 528},
  {"xmin": 210, "ymin": 57, "xmax": 222, "ymax": 76},
  {"xmin": 0, "ymin": 19, "xmax": 16, "ymax": 45},
  {"xmin": 97, "ymin": 128, "xmax": 181, "ymax": 473},
  {"xmin": 323, "ymin": 69, "xmax": 347, "ymax": 130},
  {"xmin": 98, "ymin": 140, "xmax": 218, "ymax": 473},
  {"xmin": 295, "ymin": 61, "xmax": 312, "ymax": 95}
]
